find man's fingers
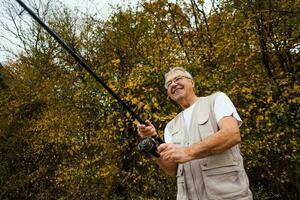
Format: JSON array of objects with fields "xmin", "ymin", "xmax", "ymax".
[
  {"xmin": 137, "ymin": 121, "xmax": 156, "ymax": 137},
  {"xmin": 137, "ymin": 123, "xmax": 146, "ymax": 129},
  {"xmin": 159, "ymin": 144, "xmax": 174, "ymax": 159},
  {"xmin": 145, "ymin": 120, "xmax": 153, "ymax": 126},
  {"xmin": 161, "ymin": 149, "xmax": 174, "ymax": 160},
  {"xmin": 158, "ymin": 144, "xmax": 180, "ymax": 161},
  {"xmin": 157, "ymin": 143, "xmax": 169, "ymax": 152}
]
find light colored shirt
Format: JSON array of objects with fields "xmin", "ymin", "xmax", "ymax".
[{"xmin": 164, "ymin": 92, "xmax": 242, "ymax": 143}]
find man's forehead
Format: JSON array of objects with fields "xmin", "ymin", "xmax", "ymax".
[{"xmin": 165, "ymin": 70, "xmax": 187, "ymax": 81}]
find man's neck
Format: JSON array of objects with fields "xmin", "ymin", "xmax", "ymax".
[{"xmin": 179, "ymin": 95, "xmax": 199, "ymax": 109}]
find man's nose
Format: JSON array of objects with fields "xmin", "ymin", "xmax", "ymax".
[{"xmin": 169, "ymin": 80, "xmax": 178, "ymax": 88}]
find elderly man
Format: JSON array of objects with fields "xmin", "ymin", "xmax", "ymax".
[{"xmin": 137, "ymin": 67, "xmax": 252, "ymax": 200}]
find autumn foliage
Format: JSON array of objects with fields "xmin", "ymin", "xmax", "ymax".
[{"xmin": 0, "ymin": 0, "xmax": 299, "ymax": 199}]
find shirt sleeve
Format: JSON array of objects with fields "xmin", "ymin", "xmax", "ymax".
[{"xmin": 214, "ymin": 92, "xmax": 242, "ymax": 127}]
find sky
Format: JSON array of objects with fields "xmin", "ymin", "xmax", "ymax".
[
  {"xmin": 0, "ymin": 0, "xmax": 138, "ymax": 63},
  {"xmin": 0, "ymin": 0, "xmax": 211, "ymax": 64},
  {"xmin": 63, "ymin": 0, "xmax": 138, "ymax": 19}
]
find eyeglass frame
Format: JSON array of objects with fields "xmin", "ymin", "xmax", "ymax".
[{"xmin": 164, "ymin": 75, "xmax": 192, "ymax": 89}]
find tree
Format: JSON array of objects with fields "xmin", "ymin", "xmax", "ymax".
[{"xmin": 0, "ymin": 0, "xmax": 299, "ymax": 199}]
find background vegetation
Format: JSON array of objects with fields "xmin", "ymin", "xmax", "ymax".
[{"xmin": 0, "ymin": 0, "xmax": 299, "ymax": 199}]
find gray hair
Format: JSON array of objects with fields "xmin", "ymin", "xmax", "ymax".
[{"xmin": 164, "ymin": 67, "xmax": 193, "ymax": 82}]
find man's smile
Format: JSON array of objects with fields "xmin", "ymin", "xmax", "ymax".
[{"xmin": 171, "ymin": 85, "xmax": 184, "ymax": 94}]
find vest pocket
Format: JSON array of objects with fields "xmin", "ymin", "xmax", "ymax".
[
  {"xmin": 198, "ymin": 114, "xmax": 214, "ymax": 139},
  {"xmin": 171, "ymin": 130, "xmax": 182, "ymax": 146},
  {"xmin": 200, "ymin": 155, "xmax": 249, "ymax": 199}
]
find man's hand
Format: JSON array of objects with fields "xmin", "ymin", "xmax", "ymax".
[
  {"xmin": 137, "ymin": 120, "xmax": 157, "ymax": 138},
  {"xmin": 158, "ymin": 143, "xmax": 194, "ymax": 163}
]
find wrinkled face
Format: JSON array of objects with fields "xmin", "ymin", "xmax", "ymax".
[{"xmin": 165, "ymin": 71, "xmax": 194, "ymax": 102}]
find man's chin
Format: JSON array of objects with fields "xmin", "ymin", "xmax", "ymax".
[{"xmin": 171, "ymin": 93, "xmax": 185, "ymax": 102}]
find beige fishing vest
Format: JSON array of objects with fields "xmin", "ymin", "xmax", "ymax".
[{"xmin": 167, "ymin": 93, "xmax": 252, "ymax": 200}]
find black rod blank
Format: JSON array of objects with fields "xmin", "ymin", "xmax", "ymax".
[{"xmin": 15, "ymin": 0, "xmax": 144, "ymax": 124}]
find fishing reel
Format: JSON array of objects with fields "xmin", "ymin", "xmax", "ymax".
[{"xmin": 138, "ymin": 135, "xmax": 164, "ymax": 157}]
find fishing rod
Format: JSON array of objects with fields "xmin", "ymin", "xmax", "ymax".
[{"xmin": 15, "ymin": 0, "xmax": 163, "ymax": 157}]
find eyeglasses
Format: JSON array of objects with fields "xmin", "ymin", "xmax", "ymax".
[{"xmin": 165, "ymin": 75, "xmax": 191, "ymax": 89}]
